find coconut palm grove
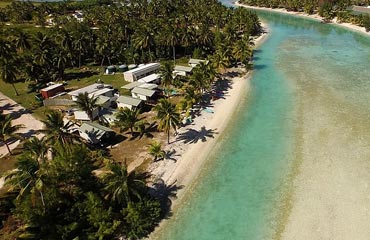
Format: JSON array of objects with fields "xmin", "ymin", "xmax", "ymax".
[{"xmin": 0, "ymin": 0, "xmax": 262, "ymax": 239}]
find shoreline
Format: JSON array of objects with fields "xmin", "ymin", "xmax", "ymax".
[
  {"xmin": 235, "ymin": 2, "xmax": 370, "ymax": 37},
  {"xmin": 147, "ymin": 23, "xmax": 270, "ymax": 239}
]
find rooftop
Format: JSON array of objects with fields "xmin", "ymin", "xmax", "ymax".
[
  {"xmin": 121, "ymin": 81, "xmax": 144, "ymax": 90},
  {"xmin": 174, "ymin": 65, "xmax": 193, "ymax": 72},
  {"xmin": 348, "ymin": 5, "xmax": 370, "ymax": 15},
  {"xmin": 124, "ymin": 63, "xmax": 161, "ymax": 74},
  {"xmin": 188, "ymin": 58, "xmax": 209, "ymax": 65},
  {"xmin": 138, "ymin": 73, "xmax": 161, "ymax": 83},
  {"xmin": 68, "ymin": 83, "xmax": 112, "ymax": 96},
  {"xmin": 117, "ymin": 95, "xmax": 143, "ymax": 107},
  {"xmin": 131, "ymin": 87, "xmax": 156, "ymax": 97},
  {"xmin": 139, "ymin": 83, "xmax": 158, "ymax": 90},
  {"xmin": 41, "ymin": 83, "xmax": 64, "ymax": 92}
]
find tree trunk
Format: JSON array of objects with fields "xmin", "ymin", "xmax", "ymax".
[
  {"xmin": 167, "ymin": 130, "xmax": 170, "ymax": 144},
  {"xmin": 173, "ymin": 45, "xmax": 176, "ymax": 64},
  {"xmin": 79, "ymin": 50, "xmax": 82, "ymax": 68},
  {"xmin": 4, "ymin": 141, "xmax": 12, "ymax": 155},
  {"xmin": 11, "ymin": 83, "xmax": 19, "ymax": 96}
]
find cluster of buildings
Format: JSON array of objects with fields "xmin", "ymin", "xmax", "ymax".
[{"xmin": 40, "ymin": 59, "xmax": 207, "ymax": 145}]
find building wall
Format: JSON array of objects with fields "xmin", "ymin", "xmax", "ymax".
[
  {"xmin": 117, "ymin": 103, "xmax": 134, "ymax": 110},
  {"xmin": 131, "ymin": 93, "xmax": 148, "ymax": 101}
]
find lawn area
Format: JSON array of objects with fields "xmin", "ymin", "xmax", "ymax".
[
  {"xmin": 0, "ymin": 67, "xmax": 130, "ymax": 120},
  {"xmin": 0, "ymin": 0, "xmax": 11, "ymax": 8}
]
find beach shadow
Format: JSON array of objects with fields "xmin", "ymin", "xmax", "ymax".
[
  {"xmin": 0, "ymin": 103, "xmax": 18, "ymax": 112},
  {"xmin": 164, "ymin": 149, "xmax": 179, "ymax": 162},
  {"xmin": 176, "ymin": 126, "xmax": 217, "ymax": 144},
  {"xmin": 149, "ymin": 179, "xmax": 184, "ymax": 218},
  {"xmin": 9, "ymin": 108, "xmax": 33, "ymax": 120}
]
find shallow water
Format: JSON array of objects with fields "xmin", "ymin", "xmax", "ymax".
[{"xmin": 155, "ymin": 5, "xmax": 370, "ymax": 240}]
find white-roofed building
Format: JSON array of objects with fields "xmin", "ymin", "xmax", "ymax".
[
  {"xmin": 68, "ymin": 83, "xmax": 113, "ymax": 101},
  {"xmin": 117, "ymin": 95, "xmax": 143, "ymax": 110},
  {"xmin": 131, "ymin": 87, "xmax": 156, "ymax": 101},
  {"xmin": 188, "ymin": 58, "xmax": 209, "ymax": 68},
  {"xmin": 138, "ymin": 73, "xmax": 161, "ymax": 83},
  {"xmin": 173, "ymin": 65, "xmax": 193, "ymax": 77},
  {"xmin": 123, "ymin": 63, "xmax": 160, "ymax": 82}
]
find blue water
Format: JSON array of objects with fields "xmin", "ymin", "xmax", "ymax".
[{"xmin": 155, "ymin": 3, "xmax": 370, "ymax": 240}]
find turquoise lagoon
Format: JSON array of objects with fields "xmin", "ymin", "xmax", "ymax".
[{"xmin": 155, "ymin": 6, "xmax": 370, "ymax": 240}]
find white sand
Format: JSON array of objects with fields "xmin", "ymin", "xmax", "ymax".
[
  {"xmin": 236, "ymin": 2, "xmax": 370, "ymax": 37},
  {"xmin": 0, "ymin": 92, "xmax": 44, "ymax": 159},
  {"xmin": 149, "ymin": 23, "xmax": 269, "ymax": 195},
  {"xmin": 147, "ymin": 25, "xmax": 269, "ymax": 239}
]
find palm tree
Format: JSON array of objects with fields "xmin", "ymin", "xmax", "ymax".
[
  {"xmin": 102, "ymin": 162, "xmax": 147, "ymax": 206},
  {"xmin": 40, "ymin": 110, "xmax": 75, "ymax": 146},
  {"xmin": 3, "ymin": 154, "xmax": 46, "ymax": 208},
  {"xmin": 0, "ymin": 114, "xmax": 24, "ymax": 155},
  {"xmin": 148, "ymin": 141, "xmax": 165, "ymax": 162},
  {"xmin": 154, "ymin": 98, "xmax": 180, "ymax": 144},
  {"xmin": 159, "ymin": 62, "xmax": 174, "ymax": 88},
  {"xmin": 23, "ymin": 136, "xmax": 48, "ymax": 165},
  {"xmin": 0, "ymin": 58, "xmax": 19, "ymax": 96},
  {"xmin": 75, "ymin": 92, "xmax": 99, "ymax": 121},
  {"xmin": 12, "ymin": 30, "xmax": 31, "ymax": 53},
  {"xmin": 114, "ymin": 107, "xmax": 141, "ymax": 135}
]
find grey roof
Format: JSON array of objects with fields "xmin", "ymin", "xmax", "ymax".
[
  {"xmin": 79, "ymin": 122, "xmax": 114, "ymax": 142},
  {"xmin": 96, "ymin": 96, "xmax": 111, "ymax": 105},
  {"xmin": 117, "ymin": 95, "xmax": 143, "ymax": 107},
  {"xmin": 138, "ymin": 73, "xmax": 160, "ymax": 83},
  {"xmin": 188, "ymin": 58, "xmax": 209, "ymax": 65},
  {"xmin": 139, "ymin": 83, "xmax": 158, "ymax": 90},
  {"xmin": 348, "ymin": 6, "xmax": 370, "ymax": 15},
  {"xmin": 174, "ymin": 65, "xmax": 193, "ymax": 72},
  {"xmin": 131, "ymin": 87, "xmax": 156, "ymax": 97},
  {"xmin": 121, "ymin": 81, "xmax": 144, "ymax": 90},
  {"xmin": 68, "ymin": 83, "xmax": 112, "ymax": 96},
  {"xmin": 124, "ymin": 63, "xmax": 160, "ymax": 74}
]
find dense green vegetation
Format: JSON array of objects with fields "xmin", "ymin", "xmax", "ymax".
[
  {"xmin": 240, "ymin": 0, "xmax": 370, "ymax": 29},
  {"xmin": 0, "ymin": 111, "xmax": 164, "ymax": 239},
  {"xmin": 0, "ymin": 0, "xmax": 263, "ymax": 238}
]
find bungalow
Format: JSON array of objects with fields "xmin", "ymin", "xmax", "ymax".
[
  {"xmin": 40, "ymin": 83, "xmax": 65, "ymax": 99},
  {"xmin": 173, "ymin": 65, "xmax": 193, "ymax": 77},
  {"xmin": 116, "ymin": 95, "xmax": 143, "ymax": 110},
  {"xmin": 68, "ymin": 83, "xmax": 112, "ymax": 101},
  {"xmin": 138, "ymin": 73, "xmax": 161, "ymax": 84},
  {"xmin": 123, "ymin": 63, "xmax": 161, "ymax": 82},
  {"xmin": 131, "ymin": 87, "xmax": 156, "ymax": 101},
  {"xmin": 188, "ymin": 58, "xmax": 209, "ymax": 68},
  {"xmin": 78, "ymin": 122, "xmax": 115, "ymax": 144}
]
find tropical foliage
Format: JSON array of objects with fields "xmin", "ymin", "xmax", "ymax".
[
  {"xmin": 240, "ymin": 0, "xmax": 370, "ymax": 29},
  {"xmin": 1, "ymin": 144, "xmax": 162, "ymax": 239}
]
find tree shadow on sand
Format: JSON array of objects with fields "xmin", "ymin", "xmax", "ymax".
[
  {"xmin": 175, "ymin": 126, "xmax": 217, "ymax": 144},
  {"xmin": 149, "ymin": 179, "xmax": 184, "ymax": 218}
]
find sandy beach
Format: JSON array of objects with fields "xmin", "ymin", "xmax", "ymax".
[
  {"xmin": 147, "ymin": 24, "xmax": 269, "ymax": 239},
  {"xmin": 236, "ymin": 2, "xmax": 370, "ymax": 37}
]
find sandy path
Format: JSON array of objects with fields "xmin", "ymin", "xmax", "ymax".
[
  {"xmin": 0, "ymin": 92, "xmax": 44, "ymax": 188},
  {"xmin": 0, "ymin": 92, "xmax": 44, "ymax": 158}
]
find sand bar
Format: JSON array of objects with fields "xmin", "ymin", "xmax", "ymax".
[
  {"xmin": 236, "ymin": 3, "xmax": 370, "ymax": 240},
  {"xmin": 236, "ymin": 2, "xmax": 370, "ymax": 37}
]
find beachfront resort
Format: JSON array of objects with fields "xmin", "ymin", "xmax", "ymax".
[
  {"xmin": 2, "ymin": 0, "xmax": 370, "ymax": 239},
  {"xmin": 0, "ymin": 0, "xmax": 262, "ymax": 238}
]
